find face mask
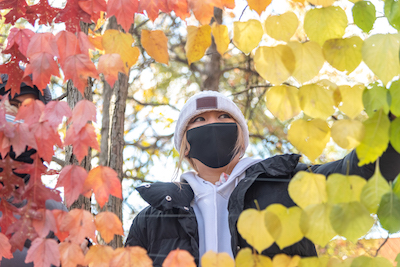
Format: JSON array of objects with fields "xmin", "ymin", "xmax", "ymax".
[{"xmin": 186, "ymin": 123, "xmax": 238, "ymax": 168}]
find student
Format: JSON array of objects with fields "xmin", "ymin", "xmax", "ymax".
[{"xmin": 126, "ymin": 91, "xmax": 400, "ymax": 266}]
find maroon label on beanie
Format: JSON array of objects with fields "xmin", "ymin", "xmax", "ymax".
[{"xmin": 196, "ymin": 97, "xmax": 218, "ymax": 110}]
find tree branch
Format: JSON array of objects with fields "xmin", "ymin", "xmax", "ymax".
[
  {"xmin": 51, "ymin": 156, "xmax": 65, "ymax": 167},
  {"xmin": 54, "ymin": 92, "xmax": 67, "ymax": 101},
  {"xmin": 127, "ymin": 96, "xmax": 179, "ymax": 111}
]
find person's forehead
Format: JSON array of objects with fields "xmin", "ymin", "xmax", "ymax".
[{"xmin": 13, "ymin": 93, "xmax": 38, "ymax": 101}]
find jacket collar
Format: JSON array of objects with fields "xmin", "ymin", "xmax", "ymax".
[{"xmin": 136, "ymin": 182, "xmax": 194, "ymax": 211}]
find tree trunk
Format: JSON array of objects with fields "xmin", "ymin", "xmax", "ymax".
[
  {"xmin": 99, "ymin": 83, "xmax": 112, "ymax": 166},
  {"xmin": 202, "ymin": 8, "xmax": 223, "ymax": 92}
]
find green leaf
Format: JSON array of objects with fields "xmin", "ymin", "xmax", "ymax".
[
  {"xmin": 360, "ymin": 162, "xmax": 391, "ymax": 213},
  {"xmin": 393, "ymin": 174, "xmax": 400, "ymax": 199},
  {"xmin": 322, "ymin": 36, "xmax": 363, "ymax": 73},
  {"xmin": 356, "ymin": 109, "xmax": 390, "ymax": 166},
  {"xmin": 304, "ymin": 6, "xmax": 348, "ymax": 46},
  {"xmin": 352, "ymin": 1, "xmax": 376, "ymax": 33},
  {"xmin": 362, "ymin": 34, "xmax": 400, "ymax": 86},
  {"xmin": 362, "ymin": 83, "xmax": 390, "ymax": 117},
  {"xmin": 326, "ymin": 173, "xmax": 367, "ymax": 203},
  {"xmin": 385, "ymin": 0, "xmax": 400, "ymax": 31},
  {"xmin": 330, "ymin": 202, "xmax": 374, "ymax": 242},
  {"xmin": 391, "ymin": 117, "xmax": 400, "ymax": 154},
  {"xmin": 389, "ymin": 79, "xmax": 400, "ymax": 117},
  {"xmin": 395, "ymin": 253, "xmax": 400, "ymax": 267},
  {"xmin": 351, "ymin": 256, "xmax": 393, "ymax": 267},
  {"xmin": 377, "ymin": 191, "xmax": 400, "ymax": 233}
]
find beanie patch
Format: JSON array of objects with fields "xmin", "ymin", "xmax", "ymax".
[{"xmin": 196, "ymin": 97, "xmax": 217, "ymax": 110}]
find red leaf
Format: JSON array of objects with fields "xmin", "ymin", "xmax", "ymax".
[
  {"xmin": 26, "ymin": 32, "xmax": 59, "ymax": 58},
  {"xmin": 32, "ymin": 209, "xmax": 57, "ymax": 238},
  {"xmin": 106, "ymin": 0, "xmax": 138, "ymax": 32},
  {"xmin": 0, "ymin": 0, "xmax": 28, "ymax": 24},
  {"xmin": 0, "ymin": 232, "xmax": 13, "ymax": 260},
  {"xmin": 25, "ymin": 237, "xmax": 60, "ymax": 267},
  {"xmin": 40, "ymin": 100, "xmax": 72, "ymax": 127},
  {"xmin": 51, "ymin": 210, "xmax": 69, "ymax": 242},
  {"xmin": 24, "ymin": 52, "xmax": 60, "ymax": 91},
  {"xmin": 55, "ymin": 165, "xmax": 88, "ymax": 207},
  {"xmin": 8, "ymin": 123, "xmax": 37, "ymax": 156},
  {"xmin": 30, "ymin": 121, "xmax": 62, "ymax": 162},
  {"xmin": 23, "ymin": 183, "xmax": 62, "ymax": 209},
  {"xmin": 25, "ymin": 0, "xmax": 60, "ymax": 25},
  {"xmin": 0, "ymin": 60, "xmax": 32, "ymax": 97},
  {"xmin": 5, "ymin": 28, "xmax": 34, "ymax": 57},
  {"xmin": 64, "ymin": 123, "xmax": 100, "ymax": 163},
  {"xmin": 0, "ymin": 200, "xmax": 19, "ymax": 235},
  {"xmin": 167, "ymin": 0, "xmax": 189, "ymax": 20},
  {"xmin": 71, "ymin": 99, "xmax": 96, "ymax": 132},
  {"xmin": 94, "ymin": 211, "xmax": 124, "ymax": 243},
  {"xmin": 62, "ymin": 54, "xmax": 98, "ymax": 94},
  {"xmin": 187, "ymin": 0, "xmax": 214, "ymax": 25},
  {"xmin": 98, "ymin": 54, "xmax": 126, "ymax": 88},
  {"xmin": 59, "ymin": 242, "xmax": 86, "ymax": 267},
  {"xmin": 7, "ymin": 213, "xmax": 38, "ymax": 252},
  {"xmin": 82, "ymin": 166, "xmax": 121, "ymax": 208},
  {"xmin": 0, "ymin": 157, "xmax": 26, "ymax": 199},
  {"xmin": 60, "ymin": 209, "xmax": 96, "ymax": 244},
  {"xmin": 0, "ymin": 95, "xmax": 17, "ymax": 138},
  {"xmin": 13, "ymin": 154, "xmax": 47, "ymax": 183},
  {"xmin": 78, "ymin": 0, "xmax": 106, "ymax": 22},
  {"xmin": 138, "ymin": 0, "xmax": 169, "ymax": 21},
  {"xmin": 77, "ymin": 32, "xmax": 95, "ymax": 56},
  {"xmin": 55, "ymin": 31, "xmax": 81, "ymax": 66},
  {"xmin": 15, "ymin": 99, "xmax": 45, "ymax": 126},
  {"xmin": 55, "ymin": 0, "xmax": 91, "ymax": 32}
]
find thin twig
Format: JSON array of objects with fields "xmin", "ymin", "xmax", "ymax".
[
  {"xmin": 54, "ymin": 92, "xmax": 67, "ymax": 101},
  {"xmin": 239, "ymin": 5, "xmax": 248, "ymax": 21},
  {"xmin": 51, "ymin": 156, "xmax": 65, "ymax": 167},
  {"xmin": 375, "ymin": 235, "xmax": 389, "ymax": 257}
]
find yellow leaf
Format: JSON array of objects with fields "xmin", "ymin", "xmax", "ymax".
[
  {"xmin": 98, "ymin": 54, "xmax": 127, "ymax": 88},
  {"xmin": 254, "ymin": 45, "xmax": 295, "ymax": 85},
  {"xmin": 287, "ymin": 41, "xmax": 325, "ymax": 84},
  {"xmin": 266, "ymin": 204, "xmax": 304, "ymax": 249},
  {"xmin": 307, "ymin": 0, "xmax": 336, "ymax": 7},
  {"xmin": 351, "ymin": 255, "xmax": 393, "ymax": 267},
  {"xmin": 272, "ymin": 254, "xmax": 301, "ymax": 267},
  {"xmin": 235, "ymin": 248, "xmax": 272, "ymax": 267},
  {"xmin": 356, "ymin": 109, "xmax": 390, "ymax": 166},
  {"xmin": 338, "ymin": 85, "xmax": 365, "ymax": 119},
  {"xmin": 211, "ymin": 23, "xmax": 230, "ymax": 55},
  {"xmin": 247, "ymin": 0, "xmax": 272, "ymax": 15},
  {"xmin": 300, "ymin": 203, "xmax": 336, "ymax": 247},
  {"xmin": 331, "ymin": 119, "xmax": 365, "ymax": 150},
  {"xmin": 201, "ymin": 251, "xmax": 234, "ymax": 267},
  {"xmin": 360, "ymin": 162, "xmax": 391, "ymax": 213},
  {"xmin": 362, "ymin": 34, "xmax": 400, "ymax": 86},
  {"xmin": 102, "ymin": 29, "xmax": 140, "ymax": 72},
  {"xmin": 265, "ymin": 85, "xmax": 301, "ymax": 121},
  {"xmin": 298, "ymin": 84, "xmax": 335, "ymax": 120},
  {"xmin": 141, "ymin": 29, "xmax": 169, "ymax": 65},
  {"xmin": 288, "ymin": 171, "xmax": 328, "ymax": 209},
  {"xmin": 326, "ymin": 173, "xmax": 367, "ymax": 203},
  {"xmin": 322, "ymin": 36, "xmax": 363, "ymax": 73},
  {"xmin": 327, "ymin": 257, "xmax": 353, "ymax": 267},
  {"xmin": 288, "ymin": 119, "xmax": 331, "ymax": 162},
  {"xmin": 298, "ymin": 256, "xmax": 329, "ymax": 267},
  {"xmin": 233, "ymin": 20, "xmax": 264, "ymax": 55},
  {"xmin": 185, "ymin": 25, "xmax": 212, "ymax": 65},
  {"xmin": 265, "ymin": 12, "xmax": 299, "ymax": 42},
  {"xmin": 304, "ymin": 6, "xmax": 348, "ymax": 46},
  {"xmin": 237, "ymin": 209, "xmax": 277, "ymax": 253}
]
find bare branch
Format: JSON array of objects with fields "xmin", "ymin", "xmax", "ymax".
[
  {"xmin": 51, "ymin": 156, "xmax": 65, "ymax": 167},
  {"xmin": 54, "ymin": 92, "xmax": 67, "ymax": 101},
  {"xmin": 127, "ymin": 96, "xmax": 179, "ymax": 111},
  {"xmin": 375, "ymin": 235, "xmax": 389, "ymax": 257}
]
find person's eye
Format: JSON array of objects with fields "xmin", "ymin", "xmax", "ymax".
[
  {"xmin": 219, "ymin": 113, "xmax": 231, "ymax": 119},
  {"xmin": 192, "ymin": 116, "xmax": 205, "ymax": 123}
]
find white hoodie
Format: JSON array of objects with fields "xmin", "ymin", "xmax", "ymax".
[{"xmin": 181, "ymin": 157, "xmax": 262, "ymax": 259}]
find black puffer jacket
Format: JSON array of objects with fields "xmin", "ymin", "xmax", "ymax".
[{"xmin": 126, "ymin": 146, "xmax": 400, "ymax": 266}]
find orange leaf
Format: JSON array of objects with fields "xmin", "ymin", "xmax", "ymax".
[
  {"xmin": 89, "ymin": 35, "xmax": 103, "ymax": 50},
  {"xmin": 95, "ymin": 211, "xmax": 124, "ymax": 243},
  {"xmin": 188, "ymin": 0, "xmax": 215, "ymax": 25},
  {"xmin": 82, "ymin": 166, "xmax": 122, "ymax": 208},
  {"xmin": 60, "ymin": 209, "xmax": 96, "ymax": 244},
  {"xmin": 5, "ymin": 28, "xmax": 34, "ymax": 57},
  {"xmin": 59, "ymin": 242, "xmax": 86, "ymax": 267},
  {"xmin": 0, "ymin": 232, "xmax": 12, "ymax": 260},
  {"xmin": 62, "ymin": 54, "xmax": 99, "ymax": 95},
  {"xmin": 138, "ymin": 0, "xmax": 169, "ymax": 21},
  {"xmin": 52, "ymin": 210, "xmax": 69, "ymax": 242},
  {"xmin": 141, "ymin": 30, "xmax": 169, "ymax": 65},
  {"xmin": 77, "ymin": 32, "xmax": 96, "ymax": 56},
  {"xmin": 32, "ymin": 209, "xmax": 57, "ymax": 238},
  {"xmin": 221, "ymin": 0, "xmax": 235, "ymax": 9},
  {"xmin": 85, "ymin": 245, "xmax": 114, "ymax": 267},
  {"xmin": 64, "ymin": 123, "xmax": 100, "ymax": 163},
  {"xmin": 98, "ymin": 54, "xmax": 126, "ymax": 87},
  {"xmin": 162, "ymin": 249, "xmax": 196, "ymax": 267},
  {"xmin": 247, "ymin": 0, "xmax": 272, "ymax": 15},
  {"xmin": 110, "ymin": 246, "xmax": 152, "ymax": 267},
  {"xmin": 106, "ymin": 0, "xmax": 138, "ymax": 32},
  {"xmin": 71, "ymin": 99, "xmax": 97, "ymax": 133},
  {"xmin": 167, "ymin": 0, "xmax": 189, "ymax": 20},
  {"xmin": 24, "ymin": 52, "xmax": 60, "ymax": 91},
  {"xmin": 56, "ymin": 31, "xmax": 81, "ymax": 65},
  {"xmin": 25, "ymin": 238, "xmax": 60, "ymax": 267},
  {"xmin": 55, "ymin": 165, "xmax": 88, "ymax": 207},
  {"xmin": 26, "ymin": 32, "xmax": 59, "ymax": 58}
]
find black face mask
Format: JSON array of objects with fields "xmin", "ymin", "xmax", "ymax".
[{"xmin": 186, "ymin": 123, "xmax": 238, "ymax": 168}]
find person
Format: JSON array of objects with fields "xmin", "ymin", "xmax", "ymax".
[{"xmin": 125, "ymin": 91, "xmax": 400, "ymax": 266}]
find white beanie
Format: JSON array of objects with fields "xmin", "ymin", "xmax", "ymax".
[{"xmin": 174, "ymin": 91, "xmax": 249, "ymax": 152}]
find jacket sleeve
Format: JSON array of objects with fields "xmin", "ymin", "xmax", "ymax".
[
  {"xmin": 294, "ymin": 144, "xmax": 400, "ymax": 181},
  {"xmin": 125, "ymin": 206, "xmax": 150, "ymax": 249}
]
